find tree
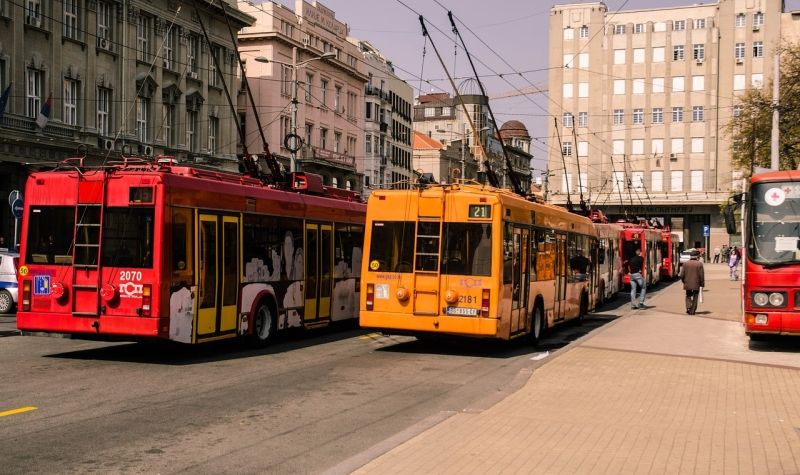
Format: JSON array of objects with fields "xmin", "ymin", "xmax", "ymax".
[{"xmin": 727, "ymin": 42, "xmax": 800, "ymax": 173}]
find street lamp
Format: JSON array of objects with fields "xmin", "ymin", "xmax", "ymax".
[{"xmin": 255, "ymin": 48, "xmax": 335, "ymax": 174}]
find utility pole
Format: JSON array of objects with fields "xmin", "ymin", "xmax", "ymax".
[
  {"xmin": 771, "ymin": 51, "xmax": 780, "ymax": 170},
  {"xmin": 460, "ymin": 123, "xmax": 466, "ymax": 180},
  {"xmin": 290, "ymin": 46, "xmax": 299, "ymax": 173}
]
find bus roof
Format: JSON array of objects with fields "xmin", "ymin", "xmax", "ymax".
[{"xmin": 750, "ymin": 170, "xmax": 800, "ymax": 184}]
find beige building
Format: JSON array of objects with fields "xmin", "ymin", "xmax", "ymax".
[
  {"xmin": 351, "ymin": 39, "xmax": 413, "ymax": 196},
  {"xmin": 237, "ymin": 0, "xmax": 367, "ymax": 192},
  {"xmin": 0, "ymin": 1, "xmax": 251, "ymax": 242},
  {"xmin": 548, "ymin": 0, "xmax": 797, "ymax": 250}
]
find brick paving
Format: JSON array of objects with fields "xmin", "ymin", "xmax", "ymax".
[{"xmin": 351, "ymin": 265, "xmax": 800, "ymax": 474}]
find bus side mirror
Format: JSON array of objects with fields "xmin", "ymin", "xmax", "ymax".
[{"xmin": 724, "ymin": 206, "xmax": 737, "ymax": 235}]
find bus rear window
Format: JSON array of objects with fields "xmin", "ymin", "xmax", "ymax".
[
  {"xmin": 368, "ymin": 221, "xmax": 414, "ymax": 273},
  {"xmin": 441, "ymin": 223, "xmax": 492, "ymax": 276},
  {"xmin": 25, "ymin": 206, "xmax": 75, "ymax": 265},
  {"xmin": 101, "ymin": 207, "xmax": 154, "ymax": 268}
]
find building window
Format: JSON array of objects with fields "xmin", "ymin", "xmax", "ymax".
[
  {"xmin": 694, "ymin": 19, "xmax": 705, "ymax": 29},
  {"xmin": 208, "ymin": 116, "xmax": 218, "ymax": 154},
  {"xmin": 305, "ymin": 123, "xmax": 313, "ymax": 149},
  {"xmin": 579, "ymin": 25, "xmax": 589, "ymax": 38},
  {"xmin": 632, "ymin": 139, "xmax": 644, "ymax": 155},
  {"xmin": 652, "ymin": 77, "xmax": 664, "ymax": 93},
  {"xmin": 753, "ymin": 12, "xmax": 764, "ymax": 27},
  {"xmin": 632, "ymin": 78, "xmax": 645, "ymax": 94},
  {"xmin": 753, "ymin": 41, "xmax": 764, "ymax": 58},
  {"xmin": 188, "ymin": 35, "xmax": 200, "ymax": 74},
  {"xmin": 733, "ymin": 104, "xmax": 744, "ymax": 118},
  {"xmin": 651, "ymin": 171, "xmax": 663, "ymax": 192},
  {"xmin": 209, "ymin": 45, "xmax": 221, "ymax": 87},
  {"xmin": 634, "ymin": 23, "xmax": 645, "ymax": 33},
  {"xmin": 26, "ymin": 0, "xmax": 43, "ymax": 26},
  {"xmin": 671, "ymin": 171, "xmax": 683, "ymax": 192},
  {"xmin": 652, "ymin": 138, "xmax": 664, "ymax": 155},
  {"xmin": 672, "ymin": 76, "xmax": 685, "ymax": 92},
  {"xmin": 563, "ymin": 27, "xmax": 574, "ymax": 40},
  {"xmin": 672, "ymin": 107, "xmax": 684, "ymax": 123},
  {"xmin": 63, "ymin": 79, "xmax": 78, "ymax": 125},
  {"xmin": 613, "ymin": 79, "xmax": 625, "ymax": 95},
  {"xmin": 136, "ymin": 14, "xmax": 151, "ymax": 62},
  {"xmin": 186, "ymin": 110, "xmax": 196, "ymax": 152},
  {"xmin": 563, "ymin": 112, "xmax": 573, "ymax": 128},
  {"xmin": 691, "ymin": 170, "xmax": 704, "ymax": 191},
  {"xmin": 693, "ymin": 44, "xmax": 705, "ymax": 60},
  {"xmin": 136, "ymin": 96, "xmax": 149, "ymax": 142},
  {"xmin": 578, "ymin": 112, "xmax": 588, "ymax": 127},
  {"xmin": 612, "ymin": 171, "xmax": 624, "ymax": 192},
  {"xmin": 280, "ymin": 65, "xmax": 291, "ymax": 96},
  {"xmin": 653, "ymin": 47, "xmax": 665, "ymax": 63},
  {"xmin": 735, "ymin": 42, "xmax": 745, "ymax": 60},
  {"xmin": 671, "ymin": 138, "xmax": 684, "ymax": 154},
  {"xmin": 163, "ymin": 27, "xmax": 175, "ymax": 70},
  {"xmin": 320, "ymin": 79, "xmax": 328, "ymax": 106},
  {"xmin": 614, "ymin": 24, "xmax": 626, "ymax": 34},
  {"xmin": 305, "ymin": 73, "xmax": 313, "ymax": 102},
  {"xmin": 365, "ymin": 134, "xmax": 372, "ymax": 154},
  {"xmin": 320, "ymin": 127, "xmax": 328, "ymax": 149},
  {"xmin": 613, "ymin": 49, "xmax": 626, "ymax": 64},
  {"xmin": 652, "ymin": 108, "xmax": 663, "ymax": 124},
  {"xmin": 674, "ymin": 20, "xmax": 685, "ymax": 31},
  {"xmin": 97, "ymin": 2, "xmax": 112, "ymax": 43},
  {"xmin": 280, "ymin": 116, "xmax": 290, "ymax": 145},
  {"xmin": 161, "ymin": 103, "xmax": 174, "ymax": 146},
  {"xmin": 347, "ymin": 136, "xmax": 356, "ymax": 156},
  {"xmin": 63, "ymin": 0, "xmax": 79, "ymax": 40},
  {"xmin": 334, "ymin": 85, "xmax": 342, "ymax": 112},
  {"xmin": 633, "ymin": 48, "xmax": 645, "ymax": 64},
  {"xmin": 691, "ymin": 137, "xmax": 704, "ymax": 153},
  {"xmin": 97, "ymin": 87, "xmax": 111, "ymax": 137},
  {"xmin": 613, "ymin": 109, "xmax": 624, "ymax": 125},
  {"xmin": 26, "ymin": 68, "xmax": 43, "ymax": 118},
  {"xmin": 673, "ymin": 45, "xmax": 684, "ymax": 61},
  {"xmin": 563, "ymin": 83, "xmax": 573, "ymax": 98},
  {"xmin": 735, "ymin": 13, "xmax": 746, "ymax": 27},
  {"xmin": 692, "ymin": 106, "xmax": 704, "ymax": 122},
  {"xmin": 692, "ymin": 75, "xmax": 705, "ymax": 91},
  {"xmin": 562, "ymin": 141, "xmax": 572, "ymax": 156},
  {"xmin": 334, "ymin": 131, "xmax": 341, "ymax": 153},
  {"xmin": 632, "ymin": 109, "xmax": 644, "ymax": 124},
  {"xmin": 612, "ymin": 139, "xmax": 625, "ymax": 155}
]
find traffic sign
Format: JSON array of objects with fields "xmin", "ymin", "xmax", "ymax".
[
  {"xmin": 8, "ymin": 190, "xmax": 21, "ymax": 207},
  {"xmin": 702, "ymin": 224, "xmax": 710, "ymax": 237},
  {"xmin": 11, "ymin": 198, "xmax": 23, "ymax": 219}
]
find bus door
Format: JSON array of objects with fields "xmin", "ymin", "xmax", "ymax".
[
  {"xmin": 510, "ymin": 227, "xmax": 530, "ymax": 335},
  {"xmin": 304, "ymin": 223, "xmax": 333, "ymax": 327},
  {"xmin": 553, "ymin": 233, "xmax": 568, "ymax": 322},
  {"xmin": 196, "ymin": 213, "xmax": 239, "ymax": 341}
]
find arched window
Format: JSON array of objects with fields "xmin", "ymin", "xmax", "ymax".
[{"xmin": 332, "ymin": 177, "xmax": 339, "ymax": 188}]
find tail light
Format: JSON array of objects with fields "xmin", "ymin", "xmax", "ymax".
[
  {"xmin": 481, "ymin": 289, "xmax": 490, "ymax": 317},
  {"xmin": 366, "ymin": 283, "xmax": 374, "ymax": 311},
  {"xmin": 22, "ymin": 280, "xmax": 31, "ymax": 311},
  {"xmin": 141, "ymin": 284, "xmax": 152, "ymax": 316}
]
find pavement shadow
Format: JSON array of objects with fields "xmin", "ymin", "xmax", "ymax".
[
  {"xmin": 748, "ymin": 335, "xmax": 800, "ymax": 352},
  {"xmin": 42, "ymin": 323, "xmax": 371, "ymax": 365}
]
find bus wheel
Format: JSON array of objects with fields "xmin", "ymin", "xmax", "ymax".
[
  {"xmin": 252, "ymin": 303, "xmax": 276, "ymax": 346},
  {"xmin": 597, "ymin": 281, "xmax": 605, "ymax": 308},
  {"xmin": 0, "ymin": 290, "xmax": 12, "ymax": 314},
  {"xmin": 530, "ymin": 304, "xmax": 545, "ymax": 345},
  {"xmin": 578, "ymin": 293, "xmax": 589, "ymax": 323}
]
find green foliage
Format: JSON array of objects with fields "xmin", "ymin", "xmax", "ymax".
[{"xmin": 726, "ymin": 42, "xmax": 800, "ymax": 173}]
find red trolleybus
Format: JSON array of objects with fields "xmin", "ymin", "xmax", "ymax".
[
  {"xmin": 619, "ymin": 222, "xmax": 662, "ymax": 286},
  {"xmin": 589, "ymin": 211, "xmax": 623, "ymax": 307},
  {"xmin": 659, "ymin": 228, "xmax": 680, "ymax": 280},
  {"xmin": 16, "ymin": 157, "xmax": 365, "ymax": 345},
  {"xmin": 360, "ymin": 183, "xmax": 597, "ymax": 343},
  {"xmin": 725, "ymin": 170, "xmax": 800, "ymax": 340}
]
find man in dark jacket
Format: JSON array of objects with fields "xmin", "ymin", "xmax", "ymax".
[{"xmin": 679, "ymin": 251, "xmax": 705, "ymax": 315}]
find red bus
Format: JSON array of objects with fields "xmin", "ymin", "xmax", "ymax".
[
  {"xmin": 725, "ymin": 170, "xmax": 800, "ymax": 340},
  {"xmin": 16, "ymin": 156, "xmax": 365, "ymax": 345},
  {"xmin": 589, "ymin": 212, "xmax": 623, "ymax": 307},
  {"xmin": 659, "ymin": 228, "xmax": 680, "ymax": 280},
  {"xmin": 619, "ymin": 222, "xmax": 662, "ymax": 286}
]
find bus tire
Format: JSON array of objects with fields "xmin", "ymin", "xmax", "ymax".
[
  {"xmin": 578, "ymin": 292, "xmax": 589, "ymax": 323},
  {"xmin": 0, "ymin": 290, "xmax": 13, "ymax": 314},
  {"xmin": 530, "ymin": 302, "xmax": 545, "ymax": 345},
  {"xmin": 251, "ymin": 301, "xmax": 277, "ymax": 347},
  {"xmin": 597, "ymin": 281, "xmax": 605, "ymax": 308},
  {"xmin": 748, "ymin": 333, "xmax": 770, "ymax": 342}
]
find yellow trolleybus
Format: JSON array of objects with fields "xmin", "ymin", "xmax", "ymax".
[{"xmin": 360, "ymin": 183, "xmax": 598, "ymax": 342}]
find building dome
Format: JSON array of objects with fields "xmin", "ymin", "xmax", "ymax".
[
  {"xmin": 499, "ymin": 120, "xmax": 530, "ymax": 139},
  {"xmin": 458, "ymin": 78, "xmax": 481, "ymax": 96}
]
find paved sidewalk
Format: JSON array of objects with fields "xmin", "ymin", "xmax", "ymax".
[{"xmin": 349, "ymin": 265, "xmax": 800, "ymax": 474}]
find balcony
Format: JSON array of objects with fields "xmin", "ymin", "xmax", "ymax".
[
  {"xmin": 365, "ymin": 85, "xmax": 390, "ymax": 102},
  {"xmin": 379, "ymin": 122, "xmax": 389, "ymax": 133},
  {"xmin": 0, "ymin": 113, "xmax": 77, "ymax": 139}
]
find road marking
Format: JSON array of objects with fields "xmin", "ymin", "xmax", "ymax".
[
  {"xmin": 358, "ymin": 333, "xmax": 382, "ymax": 341},
  {"xmin": 0, "ymin": 406, "xmax": 37, "ymax": 418},
  {"xmin": 531, "ymin": 351, "xmax": 550, "ymax": 361}
]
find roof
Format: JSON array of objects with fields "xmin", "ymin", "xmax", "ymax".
[
  {"xmin": 499, "ymin": 120, "xmax": 530, "ymax": 139},
  {"xmin": 413, "ymin": 131, "xmax": 444, "ymax": 150}
]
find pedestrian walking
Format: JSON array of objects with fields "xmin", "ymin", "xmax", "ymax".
[
  {"xmin": 721, "ymin": 244, "xmax": 729, "ymax": 263},
  {"xmin": 679, "ymin": 251, "xmax": 705, "ymax": 315},
  {"xmin": 728, "ymin": 246, "xmax": 740, "ymax": 280},
  {"xmin": 713, "ymin": 246, "xmax": 720, "ymax": 263},
  {"xmin": 628, "ymin": 248, "xmax": 646, "ymax": 309}
]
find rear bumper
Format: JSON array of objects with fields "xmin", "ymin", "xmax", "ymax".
[
  {"xmin": 360, "ymin": 312, "xmax": 501, "ymax": 338},
  {"xmin": 744, "ymin": 310, "xmax": 800, "ymax": 336},
  {"xmin": 17, "ymin": 312, "xmax": 166, "ymax": 338}
]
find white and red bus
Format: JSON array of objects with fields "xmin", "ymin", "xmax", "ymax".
[
  {"xmin": 726, "ymin": 170, "xmax": 800, "ymax": 340},
  {"xmin": 16, "ymin": 156, "xmax": 365, "ymax": 345},
  {"xmin": 659, "ymin": 228, "xmax": 680, "ymax": 280}
]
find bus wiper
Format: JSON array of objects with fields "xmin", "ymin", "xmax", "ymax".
[{"xmin": 763, "ymin": 259, "xmax": 800, "ymax": 269}]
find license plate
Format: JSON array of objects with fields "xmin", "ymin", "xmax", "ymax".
[{"xmin": 445, "ymin": 306, "xmax": 478, "ymax": 316}]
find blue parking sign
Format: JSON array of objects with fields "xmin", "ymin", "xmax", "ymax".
[
  {"xmin": 703, "ymin": 224, "xmax": 710, "ymax": 237},
  {"xmin": 34, "ymin": 275, "xmax": 51, "ymax": 295}
]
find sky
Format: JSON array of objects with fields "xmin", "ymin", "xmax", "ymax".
[{"xmin": 305, "ymin": 0, "xmax": 800, "ymax": 173}]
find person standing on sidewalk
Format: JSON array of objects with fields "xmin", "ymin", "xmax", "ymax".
[
  {"xmin": 628, "ymin": 248, "xmax": 646, "ymax": 309},
  {"xmin": 679, "ymin": 251, "xmax": 705, "ymax": 315},
  {"xmin": 713, "ymin": 246, "xmax": 720, "ymax": 263},
  {"xmin": 728, "ymin": 246, "xmax": 740, "ymax": 280}
]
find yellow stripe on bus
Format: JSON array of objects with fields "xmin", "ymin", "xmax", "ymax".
[{"xmin": 0, "ymin": 406, "xmax": 37, "ymax": 418}]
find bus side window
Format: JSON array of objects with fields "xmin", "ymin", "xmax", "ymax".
[
  {"xmin": 171, "ymin": 207, "xmax": 194, "ymax": 285},
  {"xmin": 503, "ymin": 223, "xmax": 513, "ymax": 284}
]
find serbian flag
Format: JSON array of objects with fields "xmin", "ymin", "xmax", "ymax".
[
  {"xmin": 36, "ymin": 93, "xmax": 52, "ymax": 128},
  {"xmin": 0, "ymin": 82, "xmax": 10, "ymax": 121}
]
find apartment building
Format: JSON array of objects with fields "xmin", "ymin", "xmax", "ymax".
[
  {"xmin": 352, "ymin": 39, "xmax": 413, "ymax": 196},
  {"xmin": 548, "ymin": 0, "xmax": 797, "ymax": 250},
  {"xmin": 0, "ymin": 0, "xmax": 251, "ymax": 242},
  {"xmin": 238, "ymin": 0, "xmax": 367, "ymax": 192}
]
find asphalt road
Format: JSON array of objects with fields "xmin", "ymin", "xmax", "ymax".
[{"xmin": 0, "ymin": 291, "xmax": 649, "ymax": 474}]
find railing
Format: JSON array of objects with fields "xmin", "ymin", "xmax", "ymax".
[
  {"xmin": 0, "ymin": 113, "xmax": 77, "ymax": 139},
  {"xmin": 308, "ymin": 146, "xmax": 355, "ymax": 168},
  {"xmin": 365, "ymin": 85, "xmax": 390, "ymax": 101}
]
